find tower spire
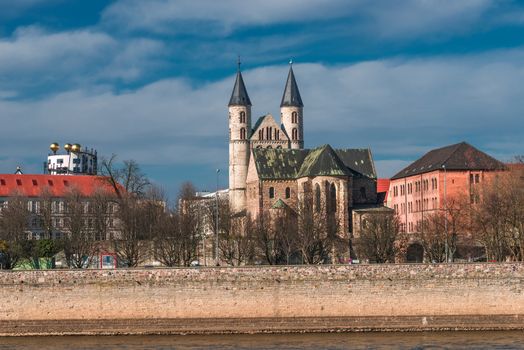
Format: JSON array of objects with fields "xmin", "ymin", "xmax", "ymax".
[
  {"xmin": 280, "ymin": 61, "xmax": 303, "ymax": 107},
  {"xmin": 228, "ymin": 58, "xmax": 251, "ymax": 106}
]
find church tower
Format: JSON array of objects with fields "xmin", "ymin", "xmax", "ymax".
[
  {"xmin": 280, "ymin": 62, "xmax": 304, "ymax": 149},
  {"xmin": 228, "ymin": 60, "xmax": 252, "ymax": 213}
]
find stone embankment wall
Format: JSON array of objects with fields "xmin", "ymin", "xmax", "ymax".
[{"xmin": 1, "ymin": 263, "xmax": 524, "ymax": 335}]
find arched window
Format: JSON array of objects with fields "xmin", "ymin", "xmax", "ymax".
[
  {"xmin": 360, "ymin": 186, "xmax": 367, "ymax": 200},
  {"xmin": 292, "ymin": 128, "xmax": 298, "ymax": 141},
  {"xmin": 240, "ymin": 128, "xmax": 246, "ymax": 140},
  {"xmin": 329, "ymin": 183, "xmax": 336, "ymax": 213},
  {"xmin": 240, "ymin": 111, "xmax": 246, "ymax": 123},
  {"xmin": 259, "ymin": 129, "xmax": 263, "ymax": 140},
  {"xmin": 315, "ymin": 183, "xmax": 321, "ymax": 212},
  {"xmin": 269, "ymin": 187, "xmax": 275, "ymax": 198},
  {"xmin": 285, "ymin": 187, "xmax": 290, "ymax": 199},
  {"xmin": 292, "ymin": 111, "xmax": 298, "ymax": 123}
]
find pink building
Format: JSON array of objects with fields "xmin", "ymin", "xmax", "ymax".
[{"xmin": 388, "ymin": 142, "xmax": 506, "ymax": 234}]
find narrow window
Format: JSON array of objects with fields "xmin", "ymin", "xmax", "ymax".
[
  {"xmin": 292, "ymin": 111, "xmax": 298, "ymax": 123},
  {"xmin": 259, "ymin": 129, "xmax": 263, "ymax": 140},
  {"xmin": 240, "ymin": 111, "xmax": 246, "ymax": 123},
  {"xmin": 475, "ymin": 174, "xmax": 480, "ymax": 183},
  {"xmin": 329, "ymin": 183, "xmax": 337, "ymax": 213},
  {"xmin": 240, "ymin": 128, "xmax": 246, "ymax": 140},
  {"xmin": 285, "ymin": 187, "xmax": 290, "ymax": 199},
  {"xmin": 360, "ymin": 187, "xmax": 367, "ymax": 200},
  {"xmin": 315, "ymin": 184, "xmax": 321, "ymax": 212},
  {"xmin": 269, "ymin": 187, "xmax": 275, "ymax": 199},
  {"xmin": 292, "ymin": 128, "xmax": 298, "ymax": 141}
]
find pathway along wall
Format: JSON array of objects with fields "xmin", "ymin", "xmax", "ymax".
[{"xmin": 1, "ymin": 263, "xmax": 524, "ymax": 335}]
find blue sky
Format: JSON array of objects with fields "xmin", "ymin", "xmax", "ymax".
[{"xmin": 1, "ymin": 0, "xmax": 524, "ymax": 198}]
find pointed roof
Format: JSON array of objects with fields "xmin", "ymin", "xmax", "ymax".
[
  {"xmin": 271, "ymin": 198, "xmax": 289, "ymax": 209},
  {"xmin": 280, "ymin": 64, "xmax": 303, "ymax": 107},
  {"xmin": 391, "ymin": 142, "xmax": 507, "ymax": 180},
  {"xmin": 228, "ymin": 65, "xmax": 251, "ymax": 106},
  {"xmin": 297, "ymin": 145, "xmax": 351, "ymax": 178}
]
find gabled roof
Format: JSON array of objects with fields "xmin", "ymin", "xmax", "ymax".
[
  {"xmin": 335, "ymin": 148, "xmax": 377, "ymax": 178},
  {"xmin": 251, "ymin": 145, "xmax": 376, "ymax": 180},
  {"xmin": 228, "ymin": 69, "xmax": 251, "ymax": 106},
  {"xmin": 0, "ymin": 174, "xmax": 120, "ymax": 198},
  {"xmin": 392, "ymin": 142, "xmax": 507, "ymax": 180},
  {"xmin": 271, "ymin": 198, "xmax": 289, "ymax": 209},
  {"xmin": 297, "ymin": 145, "xmax": 350, "ymax": 178},
  {"xmin": 252, "ymin": 148, "xmax": 309, "ymax": 180},
  {"xmin": 280, "ymin": 65, "xmax": 303, "ymax": 107}
]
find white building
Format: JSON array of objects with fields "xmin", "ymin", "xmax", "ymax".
[{"xmin": 46, "ymin": 143, "xmax": 97, "ymax": 175}]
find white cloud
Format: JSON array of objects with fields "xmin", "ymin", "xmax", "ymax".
[
  {"xmin": 1, "ymin": 49, "xmax": 523, "ymax": 184},
  {"xmin": 0, "ymin": 26, "xmax": 166, "ymax": 94}
]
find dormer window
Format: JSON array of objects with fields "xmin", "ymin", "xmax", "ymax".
[
  {"xmin": 32, "ymin": 179, "xmax": 38, "ymax": 186},
  {"xmin": 16, "ymin": 179, "xmax": 22, "ymax": 186}
]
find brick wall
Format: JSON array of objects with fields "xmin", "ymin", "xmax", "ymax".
[{"xmin": 1, "ymin": 263, "xmax": 524, "ymax": 335}]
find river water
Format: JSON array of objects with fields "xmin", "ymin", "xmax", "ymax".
[{"xmin": 1, "ymin": 332, "xmax": 524, "ymax": 350}]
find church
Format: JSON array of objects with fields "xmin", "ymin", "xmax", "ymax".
[{"xmin": 228, "ymin": 62, "xmax": 384, "ymax": 236}]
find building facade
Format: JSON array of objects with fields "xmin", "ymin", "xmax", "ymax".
[
  {"xmin": 388, "ymin": 142, "xmax": 507, "ymax": 233},
  {"xmin": 46, "ymin": 143, "xmax": 98, "ymax": 176},
  {"xmin": 0, "ymin": 174, "xmax": 118, "ymax": 240},
  {"xmin": 227, "ymin": 62, "xmax": 384, "ymax": 237}
]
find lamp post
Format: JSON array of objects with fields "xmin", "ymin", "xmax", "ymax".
[
  {"xmin": 215, "ymin": 169, "xmax": 220, "ymax": 266},
  {"xmin": 443, "ymin": 164, "xmax": 448, "ymax": 263}
]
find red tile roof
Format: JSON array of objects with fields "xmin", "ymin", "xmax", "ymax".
[
  {"xmin": 377, "ymin": 178, "xmax": 390, "ymax": 193},
  {"xmin": 376, "ymin": 178, "xmax": 390, "ymax": 204},
  {"xmin": 0, "ymin": 174, "xmax": 119, "ymax": 198}
]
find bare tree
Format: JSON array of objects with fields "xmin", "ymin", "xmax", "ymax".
[
  {"xmin": 471, "ymin": 164, "xmax": 524, "ymax": 261},
  {"xmin": 295, "ymin": 196, "xmax": 327, "ymax": 264},
  {"xmin": 38, "ymin": 187, "xmax": 55, "ymax": 240},
  {"xmin": 100, "ymin": 155, "xmax": 150, "ymax": 198},
  {"xmin": 253, "ymin": 210, "xmax": 282, "ymax": 265},
  {"xmin": 153, "ymin": 209, "xmax": 182, "ymax": 267},
  {"xmin": 62, "ymin": 188, "xmax": 98, "ymax": 268},
  {"xmin": 176, "ymin": 182, "xmax": 201, "ymax": 266},
  {"xmin": 356, "ymin": 214, "xmax": 400, "ymax": 263},
  {"xmin": 0, "ymin": 194, "xmax": 30, "ymax": 269}
]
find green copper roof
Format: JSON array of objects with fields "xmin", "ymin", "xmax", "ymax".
[
  {"xmin": 297, "ymin": 144, "xmax": 350, "ymax": 178},
  {"xmin": 252, "ymin": 148, "xmax": 308, "ymax": 179},
  {"xmin": 271, "ymin": 198, "xmax": 289, "ymax": 209},
  {"xmin": 252, "ymin": 145, "xmax": 377, "ymax": 180}
]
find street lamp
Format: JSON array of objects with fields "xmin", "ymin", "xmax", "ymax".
[
  {"xmin": 442, "ymin": 164, "xmax": 448, "ymax": 262},
  {"xmin": 215, "ymin": 168, "xmax": 220, "ymax": 266}
]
